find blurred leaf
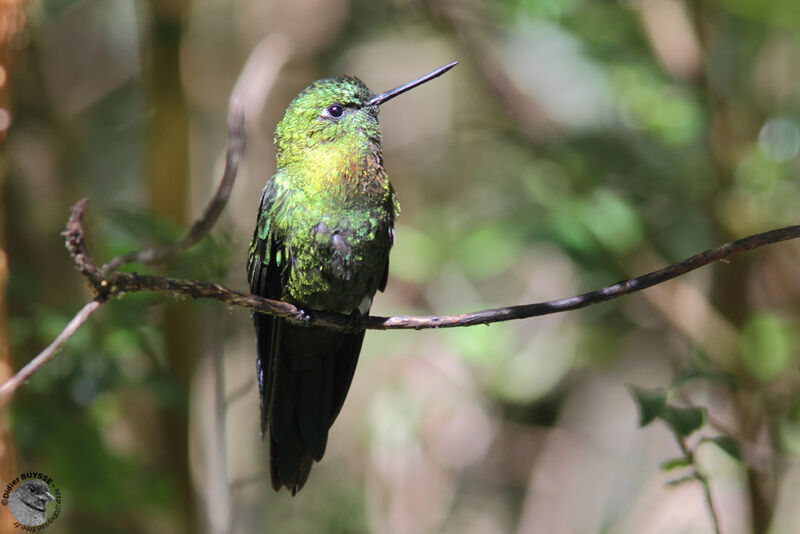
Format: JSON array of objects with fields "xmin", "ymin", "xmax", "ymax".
[
  {"xmin": 670, "ymin": 368, "xmax": 739, "ymax": 390},
  {"xmin": 701, "ymin": 436, "xmax": 743, "ymax": 462},
  {"xmin": 717, "ymin": 0, "xmax": 800, "ymax": 28},
  {"xmin": 547, "ymin": 203, "xmax": 598, "ymax": 256},
  {"xmin": 173, "ymin": 233, "xmax": 236, "ymax": 280},
  {"xmin": 490, "ymin": 20, "xmax": 615, "ymax": 132},
  {"xmin": 88, "ymin": 392, "xmax": 123, "ymax": 427},
  {"xmin": 369, "ymin": 387, "xmax": 422, "ymax": 450},
  {"xmin": 103, "ymin": 205, "xmax": 183, "ymax": 248},
  {"xmin": 734, "ymin": 149, "xmax": 785, "ymax": 193},
  {"xmin": 389, "ymin": 225, "xmax": 441, "ymax": 282},
  {"xmin": 503, "ymin": 0, "xmax": 582, "ymax": 20},
  {"xmin": 662, "ymin": 405, "xmax": 705, "ymax": 437},
  {"xmin": 660, "ymin": 457, "xmax": 692, "ymax": 471},
  {"xmin": 740, "ymin": 312, "xmax": 795, "ymax": 381},
  {"xmin": 520, "ymin": 161, "xmax": 572, "ymax": 208},
  {"xmin": 666, "ymin": 474, "xmax": 700, "ymax": 487},
  {"xmin": 454, "ymin": 223, "xmax": 520, "ymax": 279},
  {"xmin": 446, "ymin": 322, "xmax": 513, "ymax": 366},
  {"xmin": 490, "ymin": 329, "xmax": 577, "ymax": 402},
  {"xmin": 612, "ymin": 65, "xmax": 703, "ymax": 146},
  {"xmin": 102, "ymin": 328, "xmax": 142, "ymax": 360},
  {"xmin": 579, "ymin": 189, "xmax": 643, "ymax": 254},
  {"xmin": 779, "ymin": 403, "xmax": 800, "ymax": 454},
  {"xmin": 630, "ymin": 386, "xmax": 666, "ymax": 427}
]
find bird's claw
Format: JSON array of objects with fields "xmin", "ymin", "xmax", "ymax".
[{"xmin": 295, "ymin": 308, "xmax": 312, "ymax": 326}]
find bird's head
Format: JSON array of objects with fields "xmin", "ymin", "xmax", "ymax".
[
  {"xmin": 274, "ymin": 62, "xmax": 458, "ymax": 169},
  {"xmin": 274, "ymin": 76, "xmax": 378, "ymax": 167}
]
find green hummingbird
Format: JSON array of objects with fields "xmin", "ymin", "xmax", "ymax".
[{"xmin": 247, "ymin": 61, "xmax": 457, "ymax": 494}]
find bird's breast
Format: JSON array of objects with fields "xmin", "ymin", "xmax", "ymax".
[{"xmin": 284, "ymin": 206, "xmax": 392, "ymax": 312}]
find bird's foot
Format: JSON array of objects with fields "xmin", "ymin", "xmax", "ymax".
[
  {"xmin": 350, "ymin": 309, "xmax": 364, "ymax": 333},
  {"xmin": 294, "ymin": 307, "xmax": 313, "ymax": 327}
]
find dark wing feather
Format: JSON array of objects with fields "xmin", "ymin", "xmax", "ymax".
[
  {"xmin": 378, "ymin": 216, "xmax": 395, "ymax": 293},
  {"xmin": 247, "ymin": 181, "xmax": 284, "ymax": 435},
  {"xmin": 378, "ymin": 259, "xmax": 390, "ymax": 292}
]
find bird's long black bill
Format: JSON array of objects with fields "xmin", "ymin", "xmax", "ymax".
[{"xmin": 368, "ymin": 61, "xmax": 458, "ymax": 106}]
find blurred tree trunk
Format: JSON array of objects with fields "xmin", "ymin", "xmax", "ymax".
[
  {"xmin": 144, "ymin": 1, "xmax": 198, "ymax": 531},
  {"xmin": 686, "ymin": 4, "xmax": 778, "ymax": 531},
  {"xmin": 0, "ymin": 121, "xmax": 17, "ymax": 534},
  {"xmin": 0, "ymin": 4, "xmax": 20, "ymax": 532}
]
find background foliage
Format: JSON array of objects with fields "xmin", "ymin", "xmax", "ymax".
[{"xmin": 3, "ymin": 0, "xmax": 800, "ymax": 532}]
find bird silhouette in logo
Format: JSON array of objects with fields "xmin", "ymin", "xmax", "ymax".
[{"xmin": 8, "ymin": 479, "xmax": 55, "ymax": 526}]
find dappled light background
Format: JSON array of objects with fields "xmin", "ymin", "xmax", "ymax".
[{"xmin": 4, "ymin": 0, "xmax": 800, "ymax": 532}]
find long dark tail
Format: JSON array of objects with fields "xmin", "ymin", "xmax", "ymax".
[{"xmin": 254, "ymin": 312, "xmax": 364, "ymax": 494}]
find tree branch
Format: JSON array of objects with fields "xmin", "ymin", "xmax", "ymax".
[
  {"xmin": 3, "ymin": 196, "xmax": 797, "ymax": 400},
  {"xmin": 67, "ymin": 198, "xmax": 800, "ymax": 332},
  {"xmin": 0, "ymin": 298, "xmax": 104, "ymax": 404}
]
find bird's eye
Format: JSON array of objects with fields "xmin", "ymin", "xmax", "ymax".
[{"xmin": 326, "ymin": 105, "xmax": 344, "ymax": 119}]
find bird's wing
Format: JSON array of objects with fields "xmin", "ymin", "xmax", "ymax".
[
  {"xmin": 376, "ymin": 194, "xmax": 396, "ymax": 293},
  {"xmin": 247, "ymin": 176, "xmax": 346, "ymax": 493},
  {"xmin": 247, "ymin": 177, "xmax": 287, "ymax": 435}
]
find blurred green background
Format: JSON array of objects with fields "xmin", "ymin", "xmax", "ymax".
[{"xmin": 2, "ymin": 0, "xmax": 800, "ymax": 532}]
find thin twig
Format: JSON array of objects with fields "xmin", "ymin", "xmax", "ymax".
[
  {"xmin": 229, "ymin": 472, "xmax": 268, "ymax": 492},
  {"xmin": 6, "ymin": 200, "xmax": 798, "ymax": 399},
  {"xmin": 70, "ymin": 198, "xmax": 800, "ymax": 332},
  {"xmin": 0, "ymin": 298, "xmax": 105, "ymax": 404},
  {"xmin": 674, "ymin": 434, "xmax": 723, "ymax": 534},
  {"xmin": 6, "ymin": 195, "xmax": 800, "ymax": 402},
  {"xmin": 52, "ymin": 196, "xmax": 800, "ymax": 330},
  {"xmin": 225, "ymin": 379, "xmax": 255, "ymax": 407}
]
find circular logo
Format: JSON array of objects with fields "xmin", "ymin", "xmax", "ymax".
[{"xmin": 2, "ymin": 473, "xmax": 61, "ymax": 530}]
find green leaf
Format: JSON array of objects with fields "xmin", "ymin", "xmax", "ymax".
[
  {"xmin": 454, "ymin": 223, "xmax": 521, "ymax": 279},
  {"xmin": 579, "ymin": 189, "xmax": 643, "ymax": 254},
  {"xmin": 661, "ymin": 405, "xmax": 705, "ymax": 437},
  {"xmin": 740, "ymin": 312, "xmax": 795, "ymax": 382},
  {"xmin": 388, "ymin": 225, "xmax": 441, "ymax": 283},
  {"xmin": 630, "ymin": 386, "xmax": 667, "ymax": 427},
  {"xmin": 660, "ymin": 457, "xmax": 692, "ymax": 471},
  {"xmin": 702, "ymin": 436, "xmax": 743, "ymax": 462}
]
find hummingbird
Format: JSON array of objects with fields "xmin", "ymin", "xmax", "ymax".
[{"xmin": 247, "ymin": 61, "xmax": 457, "ymax": 494}]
